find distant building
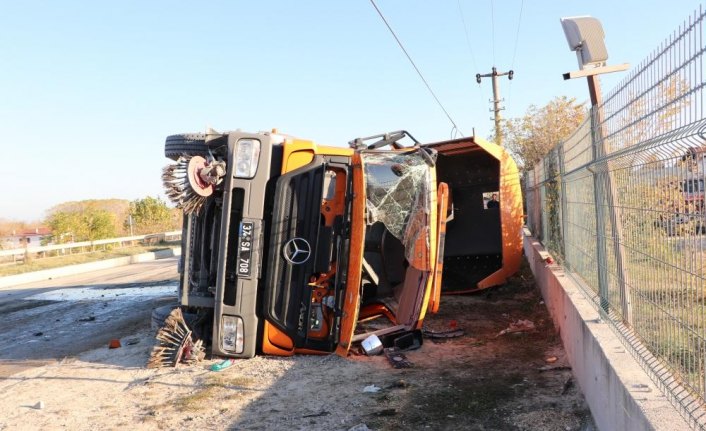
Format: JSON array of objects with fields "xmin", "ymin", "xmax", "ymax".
[{"xmin": 0, "ymin": 227, "xmax": 52, "ymax": 249}]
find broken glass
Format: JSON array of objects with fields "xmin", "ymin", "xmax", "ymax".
[{"xmin": 361, "ymin": 151, "xmax": 433, "ymax": 269}]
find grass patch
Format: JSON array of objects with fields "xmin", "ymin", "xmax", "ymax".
[
  {"xmin": 0, "ymin": 244, "xmax": 176, "ymax": 277},
  {"xmin": 206, "ymin": 374, "xmax": 256, "ymax": 389},
  {"xmin": 172, "ymin": 386, "xmax": 221, "ymax": 411},
  {"xmin": 166, "ymin": 375, "xmax": 256, "ymax": 412}
]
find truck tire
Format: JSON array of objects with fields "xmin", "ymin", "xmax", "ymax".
[
  {"xmin": 164, "ymin": 133, "xmax": 209, "ymax": 161},
  {"xmin": 151, "ymin": 304, "xmax": 198, "ymax": 332}
]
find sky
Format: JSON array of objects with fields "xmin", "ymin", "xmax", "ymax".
[{"xmin": 0, "ymin": 0, "xmax": 702, "ymax": 222}]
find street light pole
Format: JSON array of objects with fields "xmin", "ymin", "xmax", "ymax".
[{"xmin": 561, "ymin": 15, "xmax": 631, "ymax": 323}]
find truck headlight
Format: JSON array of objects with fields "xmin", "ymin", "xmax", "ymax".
[
  {"xmin": 234, "ymin": 139, "xmax": 261, "ymax": 178},
  {"xmin": 221, "ymin": 315, "xmax": 244, "ymax": 353}
]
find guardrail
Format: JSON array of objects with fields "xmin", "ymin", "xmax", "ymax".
[{"xmin": 0, "ymin": 231, "xmax": 182, "ymax": 259}]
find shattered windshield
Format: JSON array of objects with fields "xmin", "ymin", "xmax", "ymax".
[{"xmin": 361, "ymin": 151, "xmax": 433, "ymax": 269}]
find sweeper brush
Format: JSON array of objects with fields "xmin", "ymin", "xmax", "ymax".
[
  {"xmin": 147, "ymin": 308, "xmax": 205, "ymax": 368},
  {"xmin": 161, "ymin": 155, "xmax": 226, "ymax": 214}
]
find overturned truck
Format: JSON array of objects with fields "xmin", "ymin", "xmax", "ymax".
[{"xmin": 158, "ymin": 129, "xmax": 522, "ymax": 359}]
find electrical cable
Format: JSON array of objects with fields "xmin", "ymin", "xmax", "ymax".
[
  {"xmin": 369, "ymin": 0, "xmax": 464, "ymax": 137},
  {"xmin": 457, "ymin": 0, "xmax": 478, "ymax": 72},
  {"xmin": 510, "ymin": 0, "xmax": 524, "ymax": 70},
  {"xmin": 508, "ymin": 0, "xmax": 524, "ymax": 109},
  {"xmin": 490, "ymin": 0, "xmax": 496, "ymax": 66},
  {"xmin": 457, "ymin": 0, "xmax": 486, "ymax": 111}
]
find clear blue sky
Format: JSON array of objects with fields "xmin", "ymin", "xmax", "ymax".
[{"xmin": 1, "ymin": 1, "xmax": 701, "ymax": 222}]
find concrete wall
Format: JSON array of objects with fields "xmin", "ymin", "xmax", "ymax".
[
  {"xmin": 0, "ymin": 248, "xmax": 180, "ymax": 289},
  {"xmin": 524, "ymin": 231, "xmax": 689, "ymax": 431}
]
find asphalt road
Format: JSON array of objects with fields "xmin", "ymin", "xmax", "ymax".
[{"xmin": 0, "ymin": 258, "xmax": 179, "ymax": 377}]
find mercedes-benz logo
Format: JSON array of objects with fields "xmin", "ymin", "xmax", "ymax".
[{"xmin": 283, "ymin": 237, "xmax": 311, "ymax": 265}]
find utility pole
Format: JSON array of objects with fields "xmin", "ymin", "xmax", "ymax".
[{"xmin": 476, "ymin": 67, "xmax": 514, "ymax": 146}]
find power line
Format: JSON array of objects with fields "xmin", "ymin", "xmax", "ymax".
[
  {"xmin": 508, "ymin": 0, "xmax": 525, "ymax": 109},
  {"xmin": 457, "ymin": 0, "xmax": 486, "ymax": 111},
  {"xmin": 369, "ymin": 0, "xmax": 463, "ymax": 136},
  {"xmin": 456, "ymin": 0, "xmax": 478, "ymax": 72},
  {"xmin": 510, "ymin": 0, "xmax": 524, "ymax": 69},
  {"xmin": 490, "ymin": 0, "xmax": 496, "ymax": 65}
]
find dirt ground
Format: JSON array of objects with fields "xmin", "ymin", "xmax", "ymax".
[{"xmin": 0, "ymin": 264, "xmax": 595, "ymax": 431}]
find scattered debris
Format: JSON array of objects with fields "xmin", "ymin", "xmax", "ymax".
[
  {"xmin": 362, "ymin": 385, "xmax": 381, "ymax": 393},
  {"xmin": 147, "ymin": 308, "xmax": 205, "ymax": 368},
  {"xmin": 561, "ymin": 377, "xmax": 574, "ymax": 395},
  {"xmin": 384, "ymin": 348, "xmax": 413, "ymax": 369},
  {"xmin": 538, "ymin": 366, "xmax": 572, "ymax": 373},
  {"xmin": 423, "ymin": 328, "xmax": 465, "ymax": 339},
  {"xmin": 630, "ymin": 384, "xmax": 652, "ymax": 393},
  {"xmin": 386, "ymin": 379, "xmax": 409, "ymax": 389},
  {"xmin": 301, "ymin": 411, "xmax": 330, "ymax": 418},
  {"xmin": 210, "ymin": 359, "xmax": 233, "ymax": 372},
  {"xmin": 33, "ymin": 401, "xmax": 44, "ymax": 410},
  {"xmin": 496, "ymin": 319, "xmax": 536, "ymax": 337},
  {"xmin": 545, "ymin": 356, "xmax": 558, "ymax": 363},
  {"xmin": 33, "ymin": 332, "xmax": 43, "ymax": 337},
  {"xmin": 385, "ymin": 330, "xmax": 422, "ymax": 351},
  {"xmin": 361, "ymin": 334, "xmax": 383, "ymax": 356},
  {"xmin": 348, "ymin": 424, "xmax": 371, "ymax": 431},
  {"xmin": 109, "ymin": 339, "xmax": 121, "ymax": 349},
  {"xmin": 125, "ymin": 338, "xmax": 140, "ymax": 346},
  {"xmin": 78, "ymin": 316, "xmax": 96, "ymax": 322}
]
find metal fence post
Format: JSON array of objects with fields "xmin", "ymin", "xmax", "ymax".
[
  {"xmin": 590, "ymin": 107, "xmax": 611, "ymax": 314},
  {"xmin": 558, "ymin": 143, "xmax": 568, "ymax": 261},
  {"xmin": 590, "ymin": 83, "xmax": 633, "ymax": 324}
]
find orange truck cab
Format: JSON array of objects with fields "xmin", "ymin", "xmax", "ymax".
[{"xmin": 160, "ymin": 129, "xmax": 521, "ymax": 359}]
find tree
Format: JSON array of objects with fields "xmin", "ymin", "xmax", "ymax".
[
  {"xmin": 46, "ymin": 206, "xmax": 116, "ymax": 243},
  {"xmin": 499, "ymin": 96, "xmax": 587, "ymax": 172},
  {"xmin": 48, "ymin": 199, "xmax": 130, "ymax": 235},
  {"xmin": 128, "ymin": 196, "xmax": 179, "ymax": 234}
]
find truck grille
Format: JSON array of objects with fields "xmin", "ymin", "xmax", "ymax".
[{"xmin": 264, "ymin": 161, "xmax": 326, "ymax": 337}]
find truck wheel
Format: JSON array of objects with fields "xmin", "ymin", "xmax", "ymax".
[
  {"xmin": 151, "ymin": 304, "xmax": 198, "ymax": 331},
  {"xmin": 164, "ymin": 133, "xmax": 209, "ymax": 161}
]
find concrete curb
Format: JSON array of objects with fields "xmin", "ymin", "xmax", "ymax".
[
  {"xmin": 523, "ymin": 231, "xmax": 688, "ymax": 431},
  {"xmin": 0, "ymin": 247, "xmax": 181, "ymax": 289}
]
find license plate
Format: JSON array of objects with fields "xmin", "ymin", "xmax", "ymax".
[{"xmin": 237, "ymin": 221, "xmax": 254, "ymax": 278}]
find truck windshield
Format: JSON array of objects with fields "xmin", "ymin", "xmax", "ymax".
[{"xmin": 361, "ymin": 151, "xmax": 433, "ymax": 270}]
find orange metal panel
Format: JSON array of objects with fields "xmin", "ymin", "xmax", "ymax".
[
  {"xmin": 473, "ymin": 137, "xmax": 523, "ymax": 288},
  {"xmin": 429, "ymin": 182, "xmax": 449, "ymax": 313},
  {"xmin": 335, "ymin": 154, "xmax": 365, "ymax": 357},
  {"xmin": 281, "ymin": 140, "xmax": 353, "ymax": 174},
  {"xmin": 262, "ymin": 321, "xmax": 294, "ymax": 356},
  {"xmin": 359, "ymin": 303, "xmax": 396, "ymax": 323}
]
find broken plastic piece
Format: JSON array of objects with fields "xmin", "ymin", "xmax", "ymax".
[
  {"xmin": 496, "ymin": 319, "xmax": 536, "ymax": 337},
  {"xmin": 362, "ymin": 385, "xmax": 381, "ymax": 393},
  {"xmin": 210, "ymin": 359, "xmax": 234, "ymax": 372},
  {"xmin": 384, "ymin": 348, "xmax": 413, "ymax": 368},
  {"xmin": 361, "ymin": 334, "xmax": 383, "ymax": 356},
  {"xmin": 379, "ymin": 330, "xmax": 423, "ymax": 351}
]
